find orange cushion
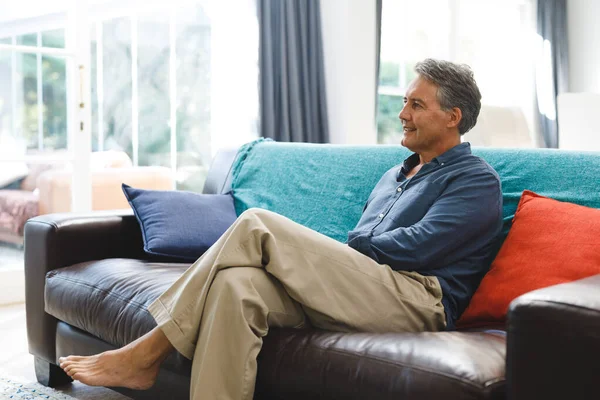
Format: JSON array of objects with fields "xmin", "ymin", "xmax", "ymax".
[{"xmin": 458, "ymin": 190, "xmax": 600, "ymax": 328}]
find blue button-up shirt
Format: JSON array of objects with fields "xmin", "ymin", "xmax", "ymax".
[{"xmin": 347, "ymin": 142, "xmax": 503, "ymax": 330}]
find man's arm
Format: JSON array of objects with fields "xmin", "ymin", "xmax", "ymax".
[{"xmin": 348, "ymin": 170, "xmax": 501, "ymax": 271}]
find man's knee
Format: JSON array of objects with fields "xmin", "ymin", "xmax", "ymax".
[
  {"xmin": 211, "ymin": 267, "xmax": 265, "ymax": 294},
  {"xmin": 238, "ymin": 208, "xmax": 281, "ymax": 230}
]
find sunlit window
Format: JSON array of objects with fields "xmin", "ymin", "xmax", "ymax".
[
  {"xmin": 0, "ymin": 0, "xmax": 259, "ymax": 191},
  {"xmin": 378, "ymin": 0, "xmax": 537, "ymax": 147}
]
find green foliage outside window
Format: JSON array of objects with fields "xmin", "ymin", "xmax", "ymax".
[
  {"xmin": 379, "ymin": 61, "xmax": 400, "ymax": 86},
  {"xmin": 377, "ymin": 61, "xmax": 418, "ymax": 144},
  {"xmin": 377, "ymin": 94, "xmax": 404, "ymax": 144},
  {"xmin": 0, "ymin": 31, "xmax": 67, "ymax": 150}
]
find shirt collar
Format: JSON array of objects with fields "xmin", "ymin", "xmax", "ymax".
[
  {"xmin": 433, "ymin": 142, "xmax": 472, "ymax": 165},
  {"xmin": 400, "ymin": 142, "xmax": 472, "ymax": 175}
]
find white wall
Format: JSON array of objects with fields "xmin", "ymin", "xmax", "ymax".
[
  {"xmin": 568, "ymin": 0, "xmax": 600, "ymax": 93},
  {"xmin": 320, "ymin": 0, "xmax": 377, "ymax": 144}
]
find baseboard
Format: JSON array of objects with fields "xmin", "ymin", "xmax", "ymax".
[{"xmin": 0, "ymin": 268, "xmax": 25, "ymax": 305}]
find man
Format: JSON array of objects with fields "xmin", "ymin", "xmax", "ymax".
[{"xmin": 59, "ymin": 59, "xmax": 502, "ymax": 400}]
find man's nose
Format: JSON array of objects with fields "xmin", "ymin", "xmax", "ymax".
[{"xmin": 398, "ymin": 104, "xmax": 409, "ymax": 122}]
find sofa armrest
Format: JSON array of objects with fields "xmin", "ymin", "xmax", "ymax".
[
  {"xmin": 24, "ymin": 210, "xmax": 148, "ymax": 364},
  {"xmin": 37, "ymin": 166, "xmax": 173, "ymax": 214},
  {"xmin": 506, "ymin": 274, "xmax": 600, "ymax": 400}
]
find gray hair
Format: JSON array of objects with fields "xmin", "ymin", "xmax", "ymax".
[{"xmin": 414, "ymin": 59, "xmax": 482, "ymax": 135}]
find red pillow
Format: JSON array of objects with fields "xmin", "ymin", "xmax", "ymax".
[{"xmin": 458, "ymin": 190, "xmax": 600, "ymax": 328}]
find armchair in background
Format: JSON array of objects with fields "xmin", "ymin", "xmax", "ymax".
[{"xmin": 0, "ymin": 150, "xmax": 173, "ymax": 246}]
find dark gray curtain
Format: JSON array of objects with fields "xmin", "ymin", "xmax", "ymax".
[
  {"xmin": 536, "ymin": 0, "xmax": 569, "ymax": 148},
  {"xmin": 375, "ymin": 0, "xmax": 382, "ymax": 121},
  {"xmin": 257, "ymin": 0, "xmax": 329, "ymax": 143}
]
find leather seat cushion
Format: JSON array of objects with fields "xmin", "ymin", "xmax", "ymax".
[
  {"xmin": 257, "ymin": 329, "xmax": 506, "ymax": 399},
  {"xmin": 45, "ymin": 259, "xmax": 188, "ymax": 347},
  {"xmin": 45, "ymin": 259, "xmax": 506, "ymax": 398}
]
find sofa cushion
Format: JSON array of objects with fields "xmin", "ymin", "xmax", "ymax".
[
  {"xmin": 45, "ymin": 258, "xmax": 506, "ymax": 399},
  {"xmin": 458, "ymin": 190, "xmax": 600, "ymax": 328},
  {"xmin": 0, "ymin": 189, "xmax": 38, "ymax": 235},
  {"xmin": 122, "ymin": 184, "xmax": 238, "ymax": 262},
  {"xmin": 20, "ymin": 163, "xmax": 56, "ymax": 191},
  {"xmin": 45, "ymin": 258, "xmax": 190, "ymax": 348},
  {"xmin": 256, "ymin": 329, "xmax": 506, "ymax": 400}
]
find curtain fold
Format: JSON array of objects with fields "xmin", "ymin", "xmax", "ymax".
[
  {"xmin": 536, "ymin": 0, "xmax": 569, "ymax": 148},
  {"xmin": 257, "ymin": 0, "xmax": 329, "ymax": 143},
  {"xmin": 375, "ymin": 0, "xmax": 383, "ymax": 126}
]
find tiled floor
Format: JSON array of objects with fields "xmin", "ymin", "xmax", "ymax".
[
  {"xmin": 0, "ymin": 243, "xmax": 131, "ymax": 400},
  {"xmin": 0, "ymin": 243, "xmax": 26, "ymax": 304},
  {"xmin": 0, "ymin": 243, "xmax": 25, "ymax": 306},
  {"xmin": 0, "ymin": 302, "xmax": 131, "ymax": 399},
  {"xmin": 0, "ymin": 243, "xmax": 24, "ymax": 271}
]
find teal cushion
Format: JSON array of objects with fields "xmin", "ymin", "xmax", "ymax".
[{"xmin": 231, "ymin": 139, "xmax": 600, "ymax": 243}]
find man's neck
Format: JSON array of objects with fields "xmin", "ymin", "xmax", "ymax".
[{"xmin": 417, "ymin": 137, "xmax": 461, "ymax": 165}]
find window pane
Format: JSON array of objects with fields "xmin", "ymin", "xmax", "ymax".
[
  {"xmin": 16, "ymin": 53, "xmax": 38, "ymax": 149},
  {"xmin": 456, "ymin": 0, "xmax": 536, "ymax": 136},
  {"xmin": 102, "ymin": 17, "xmax": 132, "ymax": 155},
  {"xmin": 42, "ymin": 55, "xmax": 67, "ymax": 149},
  {"xmin": 17, "ymin": 33, "xmax": 37, "ymax": 47},
  {"xmin": 90, "ymin": 24, "xmax": 99, "ymax": 151},
  {"xmin": 175, "ymin": 4, "xmax": 212, "ymax": 192},
  {"xmin": 377, "ymin": 0, "xmax": 536, "ymax": 147},
  {"xmin": 377, "ymin": 95, "xmax": 404, "ymax": 144},
  {"xmin": 42, "ymin": 28, "xmax": 65, "ymax": 49},
  {"xmin": 0, "ymin": 38, "xmax": 10, "ymax": 44},
  {"xmin": 380, "ymin": 0, "xmax": 450, "ymax": 68},
  {"xmin": 0, "ymin": 48, "xmax": 12, "ymax": 140},
  {"xmin": 137, "ymin": 12, "xmax": 170, "ymax": 169},
  {"xmin": 379, "ymin": 61, "xmax": 399, "ymax": 87}
]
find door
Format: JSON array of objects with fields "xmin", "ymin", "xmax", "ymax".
[{"xmin": 0, "ymin": 1, "xmax": 92, "ymax": 213}]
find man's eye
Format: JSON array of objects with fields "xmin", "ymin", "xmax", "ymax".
[{"xmin": 412, "ymin": 103, "xmax": 421, "ymax": 109}]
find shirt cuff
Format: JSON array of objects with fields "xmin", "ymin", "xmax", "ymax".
[{"xmin": 348, "ymin": 230, "xmax": 377, "ymax": 261}]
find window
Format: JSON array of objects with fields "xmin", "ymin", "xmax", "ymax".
[
  {"xmin": 0, "ymin": 0, "xmax": 259, "ymax": 192},
  {"xmin": 0, "ymin": 30, "xmax": 67, "ymax": 153},
  {"xmin": 378, "ymin": 0, "xmax": 537, "ymax": 147},
  {"xmin": 90, "ymin": 1, "xmax": 258, "ymax": 191}
]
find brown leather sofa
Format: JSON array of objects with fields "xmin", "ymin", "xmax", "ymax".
[{"xmin": 24, "ymin": 149, "xmax": 600, "ymax": 400}]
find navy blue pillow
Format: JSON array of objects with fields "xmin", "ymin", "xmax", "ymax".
[{"xmin": 122, "ymin": 184, "xmax": 238, "ymax": 262}]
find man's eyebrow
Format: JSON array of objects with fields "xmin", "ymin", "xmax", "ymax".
[{"xmin": 403, "ymin": 96, "xmax": 425, "ymax": 104}]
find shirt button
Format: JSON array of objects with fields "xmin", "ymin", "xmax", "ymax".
[
  {"xmin": 397, "ymin": 187, "xmax": 402, "ymax": 193},
  {"xmin": 378, "ymin": 213, "xmax": 384, "ymax": 218}
]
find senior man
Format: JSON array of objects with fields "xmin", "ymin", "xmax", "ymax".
[{"xmin": 59, "ymin": 58, "xmax": 502, "ymax": 400}]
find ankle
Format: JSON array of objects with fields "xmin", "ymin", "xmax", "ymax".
[{"xmin": 128, "ymin": 334, "xmax": 172, "ymax": 367}]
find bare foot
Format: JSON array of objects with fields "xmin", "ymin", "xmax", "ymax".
[{"xmin": 59, "ymin": 327, "xmax": 173, "ymax": 390}]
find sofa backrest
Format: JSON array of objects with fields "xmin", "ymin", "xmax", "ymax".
[
  {"xmin": 229, "ymin": 139, "xmax": 600, "ymax": 243},
  {"xmin": 203, "ymin": 147, "xmax": 240, "ymax": 195}
]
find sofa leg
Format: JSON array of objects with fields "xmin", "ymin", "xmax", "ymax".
[{"xmin": 34, "ymin": 357, "xmax": 73, "ymax": 387}]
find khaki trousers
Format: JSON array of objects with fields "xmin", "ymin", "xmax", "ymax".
[{"xmin": 148, "ymin": 208, "xmax": 446, "ymax": 400}]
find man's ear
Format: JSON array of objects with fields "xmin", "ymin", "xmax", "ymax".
[{"xmin": 447, "ymin": 107, "xmax": 462, "ymax": 129}]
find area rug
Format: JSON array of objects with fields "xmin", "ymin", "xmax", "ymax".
[{"xmin": 0, "ymin": 375, "xmax": 76, "ymax": 400}]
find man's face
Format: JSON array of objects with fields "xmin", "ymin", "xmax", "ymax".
[{"xmin": 398, "ymin": 76, "xmax": 452, "ymax": 153}]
